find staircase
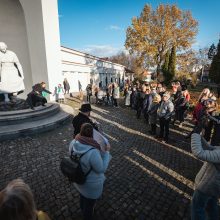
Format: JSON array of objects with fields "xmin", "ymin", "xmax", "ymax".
[{"xmin": 0, "ymin": 103, "xmax": 73, "ymax": 141}]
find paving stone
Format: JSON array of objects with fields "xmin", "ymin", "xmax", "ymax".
[{"xmin": 0, "ymin": 103, "xmax": 209, "ymax": 219}]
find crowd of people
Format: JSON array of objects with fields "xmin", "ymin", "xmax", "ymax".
[
  {"xmin": 86, "ymin": 82, "xmax": 120, "ymax": 107},
  {"xmin": 76, "ymin": 81, "xmax": 220, "ymax": 219},
  {"xmin": 1, "ymin": 78, "xmax": 220, "ymax": 220},
  {"xmin": 86, "ymin": 80, "xmax": 220, "ymax": 146}
]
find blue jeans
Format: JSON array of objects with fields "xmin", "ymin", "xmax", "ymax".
[{"xmin": 191, "ymin": 190, "xmax": 219, "ymax": 220}]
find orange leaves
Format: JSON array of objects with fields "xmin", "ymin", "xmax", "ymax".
[{"xmin": 125, "ymin": 4, "xmax": 198, "ymax": 71}]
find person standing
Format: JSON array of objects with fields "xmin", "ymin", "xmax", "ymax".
[
  {"xmin": 112, "ymin": 83, "xmax": 120, "ymax": 107},
  {"xmin": 78, "ymin": 80, "xmax": 82, "ymax": 92},
  {"xmin": 130, "ymin": 85, "xmax": 137, "ymax": 109},
  {"xmin": 187, "ymin": 92, "xmax": 211, "ymax": 138},
  {"xmin": 69, "ymin": 123, "xmax": 111, "ymax": 220},
  {"xmin": 191, "ymin": 133, "xmax": 220, "ymax": 220},
  {"xmin": 136, "ymin": 85, "xmax": 147, "ymax": 119},
  {"xmin": 86, "ymin": 84, "xmax": 92, "ymax": 103},
  {"xmin": 124, "ymin": 84, "xmax": 131, "ymax": 107},
  {"xmin": 63, "ymin": 78, "xmax": 70, "ymax": 94},
  {"xmin": 157, "ymin": 92, "xmax": 174, "ymax": 143},
  {"xmin": 182, "ymin": 85, "xmax": 190, "ymax": 102},
  {"xmin": 72, "ymin": 103, "xmax": 98, "ymax": 137},
  {"xmin": 173, "ymin": 91, "xmax": 187, "ymax": 127},
  {"xmin": 94, "ymin": 87, "xmax": 99, "ymax": 104},
  {"xmin": 54, "ymin": 84, "xmax": 65, "ymax": 103},
  {"xmin": 143, "ymin": 87, "xmax": 152, "ymax": 124},
  {"xmin": 148, "ymin": 94, "xmax": 161, "ymax": 135}
]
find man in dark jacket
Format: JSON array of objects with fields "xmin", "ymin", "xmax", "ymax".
[
  {"xmin": 63, "ymin": 78, "xmax": 70, "ymax": 94},
  {"xmin": 136, "ymin": 85, "xmax": 147, "ymax": 119},
  {"xmin": 143, "ymin": 88, "xmax": 152, "ymax": 123},
  {"xmin": 86, "ymin": 84, "xmax": 92, "ymax": 103},
  {"xmin": 72, "ymin": 103, "xmax": 98, "ymax": 136},
  {"xmin": 26, "ymin": 82, "xmax": 52, "ymax": 109}
]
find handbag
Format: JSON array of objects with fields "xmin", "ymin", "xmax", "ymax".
[{"xmin": 60, "ymin": 148, "xmax": 94, "ymax": 184}]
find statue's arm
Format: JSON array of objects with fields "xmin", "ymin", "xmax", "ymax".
[{"xmin": 13, "ymin": 53, "xmax": 24, "ymax": 79}]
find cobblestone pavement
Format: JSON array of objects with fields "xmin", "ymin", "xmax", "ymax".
[{"xmin": 0, "ymin": 101, "xmax": 203, "ymax": 220}]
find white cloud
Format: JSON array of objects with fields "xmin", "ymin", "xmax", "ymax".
[
  {"xmin": 81, "ymin": 45, "xmax": 124, "ymax": 57},
  {"xmin": 105, "ymin": 25, "xmax": 122, "ymax": 31}
]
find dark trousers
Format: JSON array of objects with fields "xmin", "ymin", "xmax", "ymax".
[
  {"xmin": 159, "ymin": 117, "xmax": 170, "ymax": 141},
  {"xmin": 191, "ymin": 190, "xmax": 219, "ymax": 220},
  {"xmin": 80, "ymin": 194, "xmax": 96, "ymax": 220},
  {"xmin": 175, "ymin": 109, "xmax": 185, "ymax": 123},
  {"xmin": 26, "ymin": 93, "xmax": 47, "ymax": 108},
  {"xmin": 151, "ymin": 124, "xmax": 157, "ymax": 135},
  {"xmin": 136, "ymin": 107, "xmax": 142, "ymax": 118},
  {"xmin": 87, "ymin": 95, "xmax": 91, "ymax": 103},
  {"xmin": 64, "ymin": 89, "xmax": 69, "ymax": 94},
  {"xmin": 113, "ymin": 98, "xmax": 118, "ymax": 107},
  {"xmin": 144, "ymin": 110, "xmax": 149, "ymax": 123}
]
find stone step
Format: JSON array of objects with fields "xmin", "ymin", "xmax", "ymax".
[
  {"xmin": 0, "ymin": 105, "xmax": 73, "ymax": 141},
  {"xmin": 0, "ymin": 103, "xmax": 60, "ymax": 125},
  {"xmin": 0, "ymin": 103, "xmax": 54, "ymax": 116}
]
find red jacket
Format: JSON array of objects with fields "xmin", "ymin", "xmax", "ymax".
[{"xmin": 193, "ymin": 102, "xmax": 203, "ymax": 122}]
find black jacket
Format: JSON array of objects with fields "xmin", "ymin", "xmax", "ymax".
[
  {"xmin": 72, "ymin": 112, "xmax": 98, "ymax": 136},
  {"xmin": 136, "ymin": 91, "xmax": 147, "ymax": 109},
  {"xmin": 32, "ymin": 84, "xmax": 52, "ymax": 96}
]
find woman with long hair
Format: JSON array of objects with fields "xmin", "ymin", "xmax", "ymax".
[
  {"xmin": 69, "ymin": 123, "xmax": 111, "ymax": 220},
  {"xmin": 0, "ymin": 179, "xmax": 51, "ymax": 220}
]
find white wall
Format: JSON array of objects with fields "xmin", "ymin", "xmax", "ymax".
[
  {"xmin": 61, "ymin": 46, "xmax": 126, "ymax": 90},
  {"xmin": 0, "ymin": 0, "xmax": 127, "ymax": 101},
  {"xmin": 20, "ymin": 0, "xmax": 62, "ymax": 100},
  {"xmin": 0, "ymin": 0, "xmax": 62, "ymax": 100},
  {"xmin": 0, "ymin": 0, "xmax": 33, "ymax": 98}
]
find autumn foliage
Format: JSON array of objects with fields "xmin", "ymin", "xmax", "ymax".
[{"xmin": 125, "ymin": 4, "xmax": 198, "ymax": 76}]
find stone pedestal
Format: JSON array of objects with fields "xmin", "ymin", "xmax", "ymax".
[{"xmin": 0, "ymin": 98, "xmax": 29, "ymax": 111}]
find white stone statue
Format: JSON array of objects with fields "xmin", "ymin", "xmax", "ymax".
[{"xmin": 0, "ymin": 42, "xmax": 25, "ymax": 102}]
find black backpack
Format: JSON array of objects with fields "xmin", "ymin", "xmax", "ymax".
[{"xmin": 60, "ymin": 148, "xmax": 94, "ymax": 184}]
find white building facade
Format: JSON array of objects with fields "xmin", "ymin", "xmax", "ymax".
[
  {"xmin": 61, "ymin": 46, "xmax": 126, "ymax": 92},
  {"xmin": 0, "ymin": 0, "xmax": 62, "ymax": 99},
  {"xmin": 0, "ymin": 0, "xmax": 131, "ymax": 100}
]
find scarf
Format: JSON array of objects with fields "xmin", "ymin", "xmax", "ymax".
[{"xmin": 75, "ymin": 134, "xmax": 101, "ymax": 150}]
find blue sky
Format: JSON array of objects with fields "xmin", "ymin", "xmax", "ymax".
[{"xmin": 58, "ymin": 0, "xmax": 220, "ymax": 57}]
